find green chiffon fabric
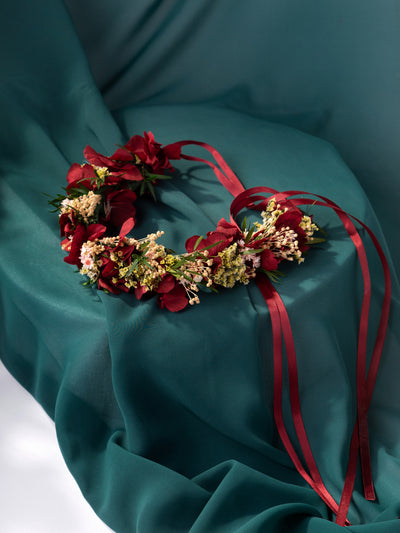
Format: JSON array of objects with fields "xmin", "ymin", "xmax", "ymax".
[{"xmin": 1, "ymin": 1, "xmax": 400, "ymax": 532}]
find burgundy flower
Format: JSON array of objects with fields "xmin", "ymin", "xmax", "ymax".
[
  {"xmin": 124, "ymin": 131, "xmax": 175, "ymax": 174},
  {"xmin": 276, "ymin": 208, "xmax": 308, "ymax": 252},
  {"xmin": 84, "ymin": 145, "xmax": 143, "ymax": 184},
  {"xmin": 186, "ymin": 232, "xmax": 224, "ymax": 255},
  {"xmin": 115, "ymin": 242, "xmax": 138, "ymax": 263},
  {"xmin": 186, "ymin": 222, "xmax": 239, "ymax": 257},
  {"xmin": 275, "ymin": 209, "xmax": 303, "ymax": 229},
  {"xmin": 97, "ymin": 274, "xmax": 130, "ymax": 294},
  {"xmin": 97, "ymin": 277, "xmax": 119, "ymax": 294},
  {"xmin": 119, "ymin": 217, "xmax": 135, "ymax": 240},
  {"xmin": 135, "ymin": 283, "xmax": 147, "ymax": 300},
  {"xmin": 215, "ymin": 218, "xmax": 242, "ymax": 240},
  {"xmin": 96, "ymin": 252, "xmax": 131, "ymax": 295},
  {"xmin": 83, "ymin": 131, "xmax": 174, "ymax": 185},
  {"xmin": 104, "ymin": 189, "xmax": 137, "ymax": 227},
  {"xmin": 100, "ymin": 255, "xmax": 119, "ymax": 280},
  {"xmin": 155, "ymin": 274, "xmax": 177, "ymax": 294},
  {"xmin": 149, "ymin": 274, "xmax": 188, "ymax": 312},
  {"xmin": 66, "ymin": 163, "xmax": 97, "ymax": 190},
  {"xmin": 157, "ymin": 283, "xmax": 189, "ymax": 312},
  {"xmin": 260, "ymin": 249, "xmax": 279, "ymax": 271},
  {"xmin": 63, "ymin": 223, "xmax": 106, "ymax": 267},
  {"xmin": 59, "ymin": 212, "xmax": 77, "ymax": 238}
]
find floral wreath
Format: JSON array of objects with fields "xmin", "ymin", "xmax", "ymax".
[
  {"xmin": 50, "ymin": 132, "xmax": 322, "ymax": 311},
  {"xmin": 50, "ymin": 132, "xmax": 391, "ymax": 526}
]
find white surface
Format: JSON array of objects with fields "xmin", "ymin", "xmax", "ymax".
[{"xmin": 0, "ymin": 361, "xmax": 114, "ymax": 533}]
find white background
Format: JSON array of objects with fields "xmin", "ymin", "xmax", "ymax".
[{"xmin": 0, "ymin": 361, "xmax": 114, "ymax": 533}]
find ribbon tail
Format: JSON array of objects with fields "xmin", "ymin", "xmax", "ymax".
[
  {"xmin": 256, "ymin": 276, "xmax": 349, "ymax": 524},
  {"xmin": 358, "ymin": 409, "xmax": 375, "ymax": 500}
]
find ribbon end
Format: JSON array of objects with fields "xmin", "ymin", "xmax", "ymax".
[{"xmin": 365, "ymin": 485, "xmax": 376, "ymax": 501}]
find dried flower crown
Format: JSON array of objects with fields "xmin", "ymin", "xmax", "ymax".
[
  {"xmin": 50, "ymin": 132, "xmax": 322, "ymax": 311},
  {"xmin": 50, "ymin": 132, "xmax": 391, "ymax": 526}
]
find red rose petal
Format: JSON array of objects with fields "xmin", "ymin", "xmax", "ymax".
[
  {"xmin": 83, "ymin": 145, "xmax": 111, "ymax": 167},
  {"xmin": 156, "ymin": 274, "xmax": 176, "ymax": 293},
  {"xmin": 216, "ymin": 218, "xmax": 241, "ymax": 239},
  {"xmin": 119, "ymin": 217, "xmax": 135, "ymax": 240},
  {"xmin": 66, "ymin": 163, "xmax": 96, "ymax": 190},
  {"xmin": 135, "ymin": 284, "xmax": 147, "ymax": 300},
  {"xmin": 261, "ymin": 249, "xmax": 279, "ymax": 271},
  {"xmin": 158, "ymin": 285, "xmax": 188, "ymax": 312}
]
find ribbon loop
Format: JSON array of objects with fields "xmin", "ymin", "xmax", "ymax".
[{"xmin": 164, "ymin": 140, "xmax": 245, "ymax": 197}]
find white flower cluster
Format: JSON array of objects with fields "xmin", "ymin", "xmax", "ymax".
[{"xmin": 60, "ymin": 191, "xmax": 102, "ymax": 223}]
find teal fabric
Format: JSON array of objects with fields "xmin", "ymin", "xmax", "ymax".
[{"xmin": 1, "ymin": 1, "xmax": 400, "ymax": 532}]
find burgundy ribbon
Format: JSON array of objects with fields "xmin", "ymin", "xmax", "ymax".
[
  {"xmin": 164, "ymin": 140, "xmax": 245, "ymax": 197},
  {"xmin": 256, "ymin": 275, "xmax": 350, "ymax": 523},
  {"xmin": 164, "ymin": 142, "xmax": 391, "ymax": 526},
  {"xmin": 231, "ymin": 186, "xmax": 391, "ymax": 526}
]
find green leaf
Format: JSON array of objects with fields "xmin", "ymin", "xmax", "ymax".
[
  {"xmin": 207, "ymin": 285, "xmax": 219, "ymax": 293},
  {"xmin": 180, "ymin": 272, "xmax": 195, "ymax": 283},
  {"xmin": 194, "ymin": 240, "xmax": 224, "ymax": 253},
  {"xmin": 195, "ymin": 253, "xmax": 211, "ymax": 261},
  {"xmin": 308, "ymin": 237, "xmax": 326, "ymax": 245},
  {"xmin": 146, "ymin": 172, "xmax": 172, "ymax": 181},
  {"xmin": 171, "ymin": 257, "xmax": 187, "ymax": 269},
  {"xmin": 242, "ymin": 247, "xmax": 264, "ymax": 255},
  {"xmin": 126, "ymin": 257, "xmax": 140, "ymax": 275},
  {"xmin": 193, "ymin": 235, "xmax": 204, "ymax": 251},
  {"xmin": 141, "ymin": 257, "xmax": 154, "ymax": 270},
  {"xmin": 165, "ymin": 247, "xmax": 177, "ymax": 255},
  {"xmin": 75, "ymin": 185, "xmax": 90, "ymax": 194},
  {"xmin": 259, "ymin": 268, "xmax": 285, "ymax": 283},
  {"xmin": 302, "ymin": 200, "xmax": 318, "ymax": 216},
  {"xmin": 147, "ymin": 181, "xmax": 157, "ymax": 202},
  {"xmin": 244, "ymin": 225, "xmax": 256, "ymax": 243}
]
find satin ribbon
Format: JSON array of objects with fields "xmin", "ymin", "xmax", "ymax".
[
  {"xmin": 231, "ymin": 186, "xmax": 391, "ymax": 526},
  {"xmin": 164, "ymin": 142, "xmax": 391, "ymax": 525},
  {"xmin": 164, "ymin": 140, "xmax": 245, "ymax": 197}
]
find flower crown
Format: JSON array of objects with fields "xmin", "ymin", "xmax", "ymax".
[
  {"xmin": 50, "ymin": 132, "xmax": 322, "ymax": 311},
  {"xmin": 50, "ymin": 131, "xmax": 391, "ymax": 526}
]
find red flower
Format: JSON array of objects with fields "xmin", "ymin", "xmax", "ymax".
[
  {"xmin": 119, "ymin": 217, "xmax": 135, "ymax": 240},
  {"xmin": 186, "ymin": 219, "xmax": 241, "ymax": 258},
  {"xmin": 134, "ymin": 283, "xmax": 147, "ymax": 300},
  {"xmin": 215, "ymin": 218, "xmax": 242, "ymax": 240},
  {"xmin": 157, "ymin": 282, "xmax": 189, "ymax": 312},
  {"xmin": 124, "ymin": 131, "xmax": 175, "ymax": 174},
  {"xmin": 96, "ymin": 252, "xmax": 131, "ymax": 295},
  {"xmin": 66, "ymin": 163, "xmax": 97, "ymax": 190},
  {"xmin": 97, "ymin": 277, "xmax": 119, "ymax": 294},
  {"xmin": 83, "ymin": 131, "xmax": 174, "ymax": 185},
  {"xmin": 84, "ymin": 146, "xmax": 143, "ymax": 184},
  {"xmin": 276, "ymin": 209, "xmax": 308, "ymax": 252},
  {"xmin": 185, "ymin": 231, "xmax": 227, "ymax": 256},
  {"xmin": 155, "ymin": 274, "xmax": 176, "ymax": 293},
  {"xmin": 97, "ymin": 273, "xmax": 130, "ymax": 294},
  {"xmin": 186, "ymin": 219, "xmax": 242, "ymax": 272},
  {"xmin": 63, "ymin": 223, "xmax": 106, "ymax": 267},
  {"xmin": 59, "ymin": 211, "xmax": 77, "ymax": 238},
  {"xmin": 104, "ymin": 189, "xmax": 137, "ymax": 227},
  {"xmin": 260, "ymin": 249, "xmax": 279, "ymax": 271},
  {"xmin": 133, "ymin": 273, "xmax": 190, "ymax": 312},
  {"xmin": 275, "ymin": 209, "xmax": 302, "ymax": 229},
  {"xmin": 151, "ymin": 274, "xmax": 188, "ymax": 312}
]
